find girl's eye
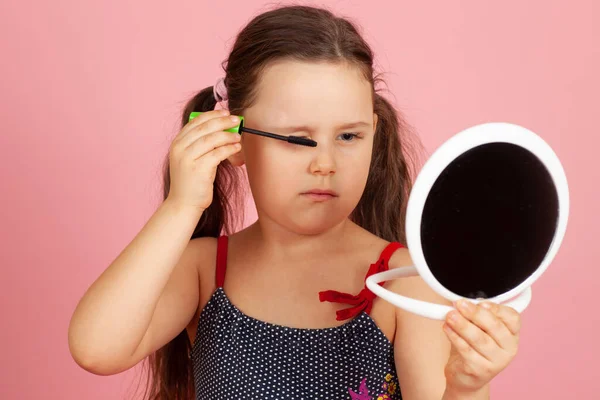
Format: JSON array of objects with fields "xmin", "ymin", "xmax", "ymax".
[{"xmin": 338, "ymin": 132, "xmax": 361, "ymax": 142}]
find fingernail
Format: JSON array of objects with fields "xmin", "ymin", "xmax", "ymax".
[
  {"xmin": 448, "ymin": 311, "xmax": 459, "ymax": 322},
  {"xmin": 481, "ymin": 302, "xmax": 492, "ymax": 309},
  {"xmin": 458, "ymin": 299, "xmax": 473, "ymax": 312},
  {"xmin": 230, "ymin": 116, "xmax": 239, "ymax": 123}
]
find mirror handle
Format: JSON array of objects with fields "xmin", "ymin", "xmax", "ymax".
[{"xmin": 365, "ymin": 267, "xmax": 532, "ymax": 320}]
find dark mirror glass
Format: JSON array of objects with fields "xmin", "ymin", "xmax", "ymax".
[{"xmin": 420, "ymin": 143, "xmax": 559, "ymax": 298}]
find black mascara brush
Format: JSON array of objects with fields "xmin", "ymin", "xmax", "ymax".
[{"xmin": 189, "ymin": 112, "xmax": 317, "ymax": 147}]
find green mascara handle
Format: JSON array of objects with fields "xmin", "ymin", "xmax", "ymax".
[{"xmin": 188, "ymin": 111, "xmax": 244, "ymax": 134}]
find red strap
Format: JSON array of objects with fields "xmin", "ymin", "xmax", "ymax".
[
  {"xmin": 215, "ymin": 236, "xmax": 228, "ymax": 288},
  {"xmin": 379, "ymin": 242, "xmax": 403, "ymax": 267},
  {"xmin": 319, "ymin": 241, "xmax": 404, "ymax": 321}
]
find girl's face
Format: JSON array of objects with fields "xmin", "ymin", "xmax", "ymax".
[{"xmin": 238, "ymin": 60, "xmax": 377, "ymax": 235}]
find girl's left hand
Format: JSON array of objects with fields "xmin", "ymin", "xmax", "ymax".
[{"xmin": 442, "ymin": 299, "xmax": 521, "ymax": 396}]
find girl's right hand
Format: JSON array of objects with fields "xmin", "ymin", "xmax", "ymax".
[{"xmin": 166, "ymin": 109, "xmax": 242, "ymax": 211}]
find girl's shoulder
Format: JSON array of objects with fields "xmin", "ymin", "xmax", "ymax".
[
  {"xmin": 354, "ymin": 226, "xmax": 411, "ymax": 269},
  {"xmin": 388, "ymin": 244, "xmax": 412, "ymax": 268}
]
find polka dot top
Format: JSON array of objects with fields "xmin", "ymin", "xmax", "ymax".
[{"xmin": 190, "ymin": 236, "xmax": 405, "ymax": 399}]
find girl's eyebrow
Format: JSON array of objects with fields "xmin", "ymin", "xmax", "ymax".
[
  {"xmin": 337, "ymin": 121, "xmax": 371, "ymax": 130},
  {"xmin": 274, "ymin": 121, "xmax": 371, "ymax": 133}
]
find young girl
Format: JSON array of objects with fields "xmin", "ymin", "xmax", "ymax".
[{"xmin": 68, "ymin": 5, "xmax": 521, "ymax": 400}]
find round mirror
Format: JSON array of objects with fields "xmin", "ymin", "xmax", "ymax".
[{"xmin": 366, "ymin": 122, "xmax": 569, "ymax": 319}]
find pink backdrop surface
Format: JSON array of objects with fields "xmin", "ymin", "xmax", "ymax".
[{"xmin": 1, "ymin": 0, "xmax": 597, "ymax": 398}]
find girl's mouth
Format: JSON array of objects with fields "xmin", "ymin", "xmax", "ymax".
[{"xmin": 301, "ymin": 189, "xmax": 339, "ymax": 201}]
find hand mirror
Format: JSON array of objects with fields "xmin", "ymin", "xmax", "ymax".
[{"xmin": 365, "ymin": 122, "xmax": 569, "ymax": 319}]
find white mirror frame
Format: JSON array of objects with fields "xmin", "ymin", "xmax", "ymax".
[{"xmin": 366, "ymin": 122, "xmax": 569, "ymax": 320}]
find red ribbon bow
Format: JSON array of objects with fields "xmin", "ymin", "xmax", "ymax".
[{"xmin": 318, "ymin": 258, "xmax": 386, "ymax": 321}]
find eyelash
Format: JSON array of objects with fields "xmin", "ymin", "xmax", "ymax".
[
  {"xmin": 338, "ymin": 132, "xmax": 361, "ymax": 142},
  {"xmin": 294, "ymin": 132, "xmax": 362, "ymax": 142}
]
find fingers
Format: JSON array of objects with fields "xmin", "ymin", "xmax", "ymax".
[
  {"xmin": 488, "ymin": 303, "xmax": 522, "ymax": 336},
  {"xmin": 186, "ymin": 109, "xmax": 229, "ymax": 130},
  {"xmin": 443, "ymin": 321, "xmax": 491, "ymax": 369},
  {"xmin": 179, "ymin": 114, "xmax": 241, "ymax": 148},
  {"xmin": 170, "ymin": 111, "xmax": 242, "ymax": 163},
  {"xmin": 443, "ymin": 300, "xmax": 522, "ymax": 388},
  {"xmin": 467, "ymin": 301, "xmax": 521, "ymax": 340},
  {"xmin": 456, "ymin": 300, "xmax": 514, "ymax": 351},
  {"xmin": 187, "ymin": 130, "xmax": 241, "ymax": 160},
  {"xmin": 200, "ymin": 142, "xmax": 242, "ymax": 165},
  {"xmin": 445, "ymin": 307, "xmax": 498, "ymax": 361},
  {"xmin": 177, "ymin": 109, "xmax": 227, "ymax": 139}
]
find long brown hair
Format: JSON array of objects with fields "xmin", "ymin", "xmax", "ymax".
[{"xmin": 140, "ymin": 4, "xmax": 421, "ymax": 399}]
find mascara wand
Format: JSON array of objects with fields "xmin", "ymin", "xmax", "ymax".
[{"xmin": 189, "ymin": 112, "xmax": 317, "ymax": 147}]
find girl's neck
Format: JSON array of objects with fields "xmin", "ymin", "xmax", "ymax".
[{"xmin": 240, "ymin": 217, "xmax": 363, "ymax": 261}]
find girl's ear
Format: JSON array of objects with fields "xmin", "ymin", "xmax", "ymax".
[
  {"xmin": 373, "ymin": 112, "xmax": 379, "ymax": 132},
  {"xmin": 227, "ymin": 138, "xmax": 245, "ymax": 167}
]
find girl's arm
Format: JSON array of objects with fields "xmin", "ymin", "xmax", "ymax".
[
  {"xmin": 391, "ymin": 276, "xmax": 490, "ymax": 399},
  {"xmin": 68, "ymin": 199, "xmax": 208, "ymax": 375},
  {"xmin": 69, "ymin": 110, "xmax": 243, "ymax": 375},
  {"xmin": 389, "ymin": 252, "xmax": 491, "ymax": 400}
]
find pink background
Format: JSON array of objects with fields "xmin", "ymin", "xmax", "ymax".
[{"xmin": 1, "ymin": 0, "xmax": 598, "ymax": 398}]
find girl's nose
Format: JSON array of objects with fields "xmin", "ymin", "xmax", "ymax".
[{"xmin": 309, "ymin": 150, "xmax": 336, "ymax": 176}]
